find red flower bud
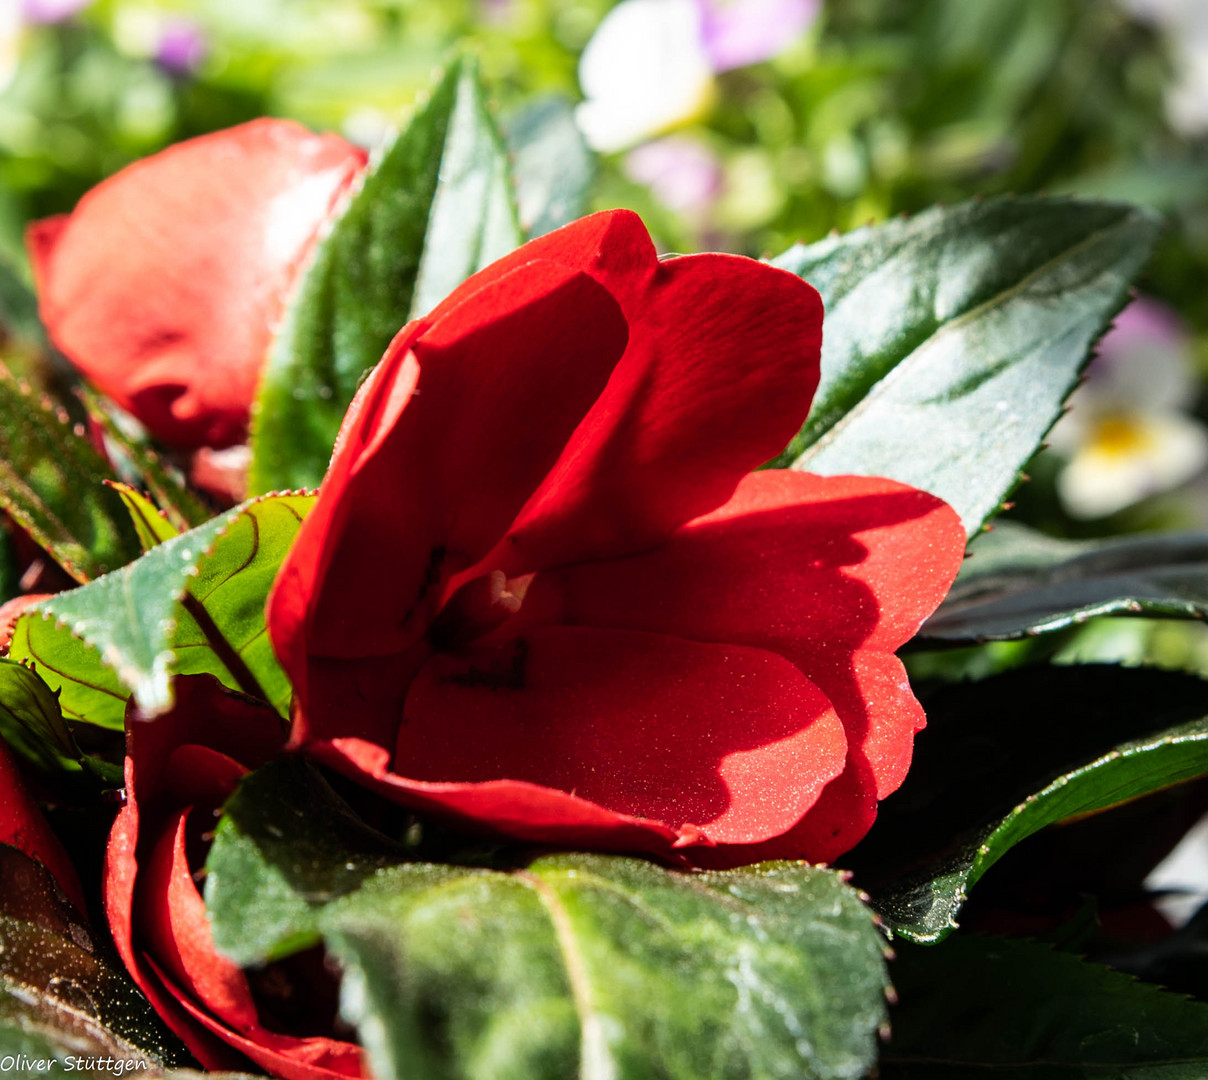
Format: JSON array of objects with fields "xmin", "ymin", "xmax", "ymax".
[
  {"xmin": 267, "ymin": 209, "xmax": 966, "ymax": 868},
  {"xmin": 0, "ymin": 731, "xmax": 87, "ymax": 915},
  {"xmin": 104, "ymin": 676, "xmax": 368, "ymax": 1078},
  {"xmin": 28, "ymin": 121, "xmax": 367, "ymax": 449}
]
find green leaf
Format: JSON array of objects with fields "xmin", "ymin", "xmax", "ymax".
[
  {"xmin": 9, "ymin": 493, "xmax": 312, "ymax": 724},
  {"xmin": 0, "ymin": 367, "xmax": 142, "ymax": 582},
  {"xmin": 206, "ymin": 759, "xmax": 891, "ymax": 1080},
  {"xmin": 249, "ymin": 56, "xmax": 523, "ymax": 495},
  {"xmin": 7, "ymin": 616, "xmax": 128, "ymax": 731},
  {"xmin": 770, "ymin": 197, "xmax": 1161, "ymax": 536},
  {"xmin": 921, "ymin": 521, "xmax": 1208, "ymax": 643},
  {"xmin": 504, "ymin": 96, "xmax": 595, "ymax": 238},
  {"xmin": 850, "ymin": 665, "xmax": 1208, "ymax": 943},
  {"xmin": 108, "ymin": 482, "xmax": 181, "ymax": 551},
  {"xmin": 0, "ymin": 252, "xmax": 45, "ymax": 351},
  {"xmin": 0, "ymin": 658, "xmax": 120, "ymax": 786},
  {"xmin": 79, "ymin": 387, "xmax": 211, "ymax": 533},
  {"xmin": 882, "ymin": 934, "xmax": 1208, "ymax": 1078},
  {"xmin": 0, "ymin": 845, "xmax": 191, "ymax": 1076}
]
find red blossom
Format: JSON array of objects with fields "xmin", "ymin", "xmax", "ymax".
[
  {"xmin": 0, "ymin": 732, "xmax": 87, "ymax": 914},
  {"xmin": 27, "ymin": 120, "xmax": 366, "ymax": 449},
  {"xmin": 267, "ymin": 209, "xmax": 966, "ymax": 867},
  {"xmin": 104, "ymin": 675, "xmax": 368, "ymax": 1079}
]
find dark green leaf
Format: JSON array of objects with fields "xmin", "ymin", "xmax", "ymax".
[
  {"xmin": 850, "ymin": 665, "xmax": 1208, "ymax": 943},
  {"xmin": 771, "ymin": 198, "xmax": 1161, "ymax": 535},
  {"xmin": 0, "ymin": 846, "xmax": 191, "ymax": 1075},
  {"xmin": 0, "ymin": 367, "xmax": 142, "ymax": 582},
  {"xmin": 207, "ymin": 760, "xmax": 891, "ymax": 1080},
  {"xmin": 0, "ymin": 659, "xmax": 71, "ymax": 761},
  {"xmin": 79, "ymin": 387, "xmax": 211, "ymax": 533},
  {"xmin": 504, "ymin": 96, "xmax": 595, "ymax": 238},
  {"xmin": 0, "ymin": 658, "xmax": 120, "ymax": 786},
  {"xmin": 9, "ymin": 494, "xmax": 312, "ymax": 725},
  {"xmin": 249, "ymin": 56, "xmax": 523, "ymax": 495},
  {"xmin": 205, "ymin": 758, "xmax": 406, "ymax": 967},
  {"xmin": 882, "ymin": 934, "xmax": 1208, "ymax": 1078},
  {"xmin": 921, "ymin": 521, "xmax": 1208, "ymax": 642}
]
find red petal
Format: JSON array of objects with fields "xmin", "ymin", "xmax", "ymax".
[
  {"xmin": 547, "ymin": 470, "xmax": 964, "ymax": 653},
  {"xmin": 125, "ymin": 675, "xmax": 287, "ymax": 811},
  {"xmin": 139, "ymin": 811, "xmax": 367, "ymax": 1077},
  {"xmin": 142, "ymin": 809, "xmax": 261, "ymax": 1031},
  {"xmin": 535, "ymin": 469, "xmax": 963, "ymax": 814},
  {"xmin": 146, "ymin": 956, "xmax": 368, "ymax": 1080},
  {"xmin": 103, "ymin": 676, "xmax": 289, "ymax": 1067},
  {"xmin": 29, "ymin": 120, "xmax": 366, "ymax": 448},
  {"xmin": 104, "ymin": 794, "xmax": 251, "ymax": 1071},
  {"xmin": 0, "ymin": 736, "xmax": 87, "ymax": 914},
  {"xmin": 269, "ymin": 260, "xmax": 629, "ymax": 736},
  {"xmin": 694, "ymin": 756, "xmax": 880, "ymax": 868},
  {"xmin": 310, "ymin": 625, "xmax": 845, "ymax": 859},
  {"xmin": 798, "ymin": 648, "xmax": 927, "ymax": 800},
  {"xmin": 462, "ymin": 211, "xmax": 825, "ymax": 572}
]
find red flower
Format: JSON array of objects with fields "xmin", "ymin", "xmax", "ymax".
[
  {"xmin": 267, "ymin": 209, "xmax": 965, "ymax": 867},
  {"xmin": 105, "ymin": 675, "xmax": 367, "ymax": 1079},
  {"xmin": 28, "ymin": 120, "xmax": 366, "ymax": 449},
  {"xmin": 0, "ymin": 731, "xmax": 87, "ymax": 915}
]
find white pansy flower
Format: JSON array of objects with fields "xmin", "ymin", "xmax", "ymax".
[
  {"xmin": 577, "ymin": 0, "xmax": 819, "ymax": 152},
  {"xmin": 1051, "ymin": 297, "xmax": 1208, "ymax": 519},
  {"xmin": 577, "ymin": 0, "xmax": 714, "ymax": 152}
]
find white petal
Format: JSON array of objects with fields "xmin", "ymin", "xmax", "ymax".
[
  {"xmin": 1058, "ymin": 412, "xmax": 1208, "ymax": 519},
  {"xmin": 576, "ymin": 0, "xmax": 714, "ymax": 152}
]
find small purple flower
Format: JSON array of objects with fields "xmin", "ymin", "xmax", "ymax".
[
  {"xmin": 20, "ymin": 0, "xmax": 93, "ymax": 25},
  {"xmin": 695, "ymin": 0, "xmax": 820, "ymax": 72},
  {"xmin": 155, "ymin": 17, "xmax": 208, "ymax": 76},
  {"xmin": 1097, "ymin": 295, "xmax": 1189, "ymax": 367},
  {"xmin": 624, "ymin": 136, "xmax": 724, "ymax": 213}
]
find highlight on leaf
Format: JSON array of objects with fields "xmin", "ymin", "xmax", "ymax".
[{"xmin": 8, "ymin": 493, "xmax": 313, "ymax": 725}]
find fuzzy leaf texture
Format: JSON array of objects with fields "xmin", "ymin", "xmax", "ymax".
[
  {"xmin": 205, "ymin": 759, "xmax": 891, "ymax": 1080},
  {"xmin": 0, "ymin": 845, "xmax": 191, "ymax": 1077},
  {"xmin": 770, "ymin": 198, "xmax": 1161, "ymax": 535},
  {"xmin": 0, "ymin": 368, "xmax": 141, "ymax": 582},
  {"xmin": 250, "ymin": 57, "xmax": 523, "ymax": 495},
  {"xmin": 81, "ymin": 387, "xmax": 210, "ymax": 533},
  {"xmin": 8, "ymin": 493, "xmax": 313, "ymax": 725}
]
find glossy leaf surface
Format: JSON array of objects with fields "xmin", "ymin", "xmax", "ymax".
[
  {"xmin": 206, "ymin": 759, "xmax": 890, "ymax": 1080},
  {"xmin": 771, "ymin": 198, "xmax": 1160, "ymax": 535},
  {"xmin": 850, "ymin": 665, "xmax": 1208, "ymax": 942},
  {"xmin": 0, "ymin": 658, "xmax": 120, "ymax": 785},
  {"xmin": 922, "ymin": 521, "xmax": 1208, "ymax": 642},
  {"xmin": 882, "ymin": 934, "xmax": 1208, "ymax": 1078},
  {"xmin": 504, "ymin": 96, "xmax": 595, "ymax": 238}
]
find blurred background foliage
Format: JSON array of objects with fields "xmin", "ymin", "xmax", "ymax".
[{"xmin": 6, "ymin": 0, "xmax": 1208, "ymax": 669}]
